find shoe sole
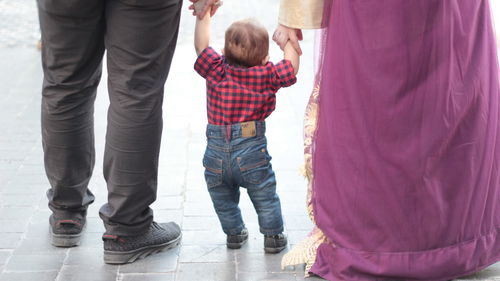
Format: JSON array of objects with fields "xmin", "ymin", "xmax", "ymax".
[
  {"xmin": 264, "ymin": 245, "xmax": 287, "ymax": 254},
  {"xmin": 49, "ymin": 226, "xmax": 84, "ymax": 248},
  {"xmin": 103, "ymin": 234, "xmax": 182, "ymax": 265},
  {"xmin": 227, "ymin": 239, "xmax": 248, "ymax": 249}
]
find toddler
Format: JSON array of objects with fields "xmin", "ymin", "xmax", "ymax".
[{"xmin": 194, "ymin": 7, "xmax": 299, "ymax": 253}]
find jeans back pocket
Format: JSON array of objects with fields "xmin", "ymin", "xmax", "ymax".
[
  {"xmin": 237, "ymin": 150, "xmax": 270, "ymax": 185},
  {"xmin": 203, "ymin": 154, "xmax": 223, "ymax": 188}
]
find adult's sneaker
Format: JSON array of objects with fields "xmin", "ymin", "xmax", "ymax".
[
  {"xmin": 103, "ymin": 221, "xmax": 181, "ymax": 264},
  {"xmin": 49, "ymin": 215, "xmax": 85, "ymax": 247}
]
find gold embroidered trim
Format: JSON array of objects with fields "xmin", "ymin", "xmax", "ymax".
[
  {"xmin": 282, "ymin": 84, "xmax": 329, "ymax": 277},
  {"xmin": 281, "ymin": 228, "xmax": 328, "ymax": 274}
]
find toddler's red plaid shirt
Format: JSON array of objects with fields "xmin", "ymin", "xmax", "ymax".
[{"xmin": 194, "ymin": 47, "xmax": 297, "ymax": 125}]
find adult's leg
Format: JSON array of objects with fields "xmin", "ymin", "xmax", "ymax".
[
  {"xmin": 39, "ymin": 0, "xmax": 105, "ymax": 220},
  {"xmin": 99, "ymin": 0, "xmax": 182, "ymax": 235}
]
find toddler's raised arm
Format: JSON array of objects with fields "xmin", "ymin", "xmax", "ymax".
[{"xmin": 194, "ymin": 8, "xmax": 211, "ymax": 55}]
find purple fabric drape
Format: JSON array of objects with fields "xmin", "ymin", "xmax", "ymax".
[{"xmin": 310, "ymin": 1, "xmax": 500, "ymax": 280}]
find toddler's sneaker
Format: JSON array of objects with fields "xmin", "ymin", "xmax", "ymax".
[
  {"xmin": 226, "ymin": 228, "xmax": 248, "ymax": 249},
  {"xmin": 264, "ymin": 233, "xmax": 287, "ymax": 253}
]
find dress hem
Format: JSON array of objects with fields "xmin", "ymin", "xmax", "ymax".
[{"xmin": 310, "ymin": 227, "xmax": 500, "ymax": 281}]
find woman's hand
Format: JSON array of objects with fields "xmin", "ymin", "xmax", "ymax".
[
  {"xmin": 189, "ymin": 0, "xmax": 222, "ymax": 19},
  {"xmin": 273, "ymin": 24, "xmax": 303, "ymax": 55}
]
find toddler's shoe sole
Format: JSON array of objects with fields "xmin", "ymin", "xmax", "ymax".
[
  {"xmin": 264, "ymin": 245, "xmax": 286, "ymax": 254},
  {"xmin": 104, "ymin": 234, "xmax": 181, "ymax": 265},
  {"xmin": 227, "ymin": 239, "xmax": 248, "ymax": 249}
]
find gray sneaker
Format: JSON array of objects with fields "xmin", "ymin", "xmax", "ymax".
[
  {"xmin": 49, "ymin": 215, "xmax": 85, "ymax": 247},
  {"xmin": 264, "ymin": 233, "xmax": 287, "ymax": 254},
  {"xmin": 103, "ymin": 221, "xmax": 181, "ymax": 264},
  {"xmin": 226, "ymin": 228, "xmax": 248, "ymax": 249}
]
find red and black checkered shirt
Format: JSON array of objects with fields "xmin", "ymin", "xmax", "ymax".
[{"xmin": 194, "ymin": 47, "xmax": 297, "ymax": 125}]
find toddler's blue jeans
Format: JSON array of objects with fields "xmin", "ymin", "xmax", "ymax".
[{"xmin": 203, "ymin": 121, "xmax": 284, "ymax": 236}]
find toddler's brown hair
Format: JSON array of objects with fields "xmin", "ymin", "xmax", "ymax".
[{"xmin": 224, "ymin": 19, "xmax": 269, "ymax": 68}]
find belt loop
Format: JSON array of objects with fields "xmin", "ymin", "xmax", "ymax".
[{"xmin": 225, "ymin": 125, "xmax": 231, "ymax": 142}]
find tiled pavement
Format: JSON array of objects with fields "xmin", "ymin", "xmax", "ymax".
[{"xmin": 0, "ymin": 0, "xmax": 499, "ymax": 280}]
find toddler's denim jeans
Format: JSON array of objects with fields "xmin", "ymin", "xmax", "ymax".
[{"xmin": 203, "ymin": 121, "xmax": 284, "ymax": 236}]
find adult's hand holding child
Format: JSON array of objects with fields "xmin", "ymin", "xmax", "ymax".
[{"xmin": 189, "ymin": 0, "xmax": 222, "ymax": 18}]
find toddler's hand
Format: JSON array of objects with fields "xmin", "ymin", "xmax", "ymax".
[
  {"xmin": 192, "ymin": 0, "xmax": 207, "ymax": 15},
  {"xmin": 189, "ymin": 0, "xmax": 222, "ymax": 19},
  {"xmin": 273, "ymin": 24, "xmax": 303, "ymax": 55}
]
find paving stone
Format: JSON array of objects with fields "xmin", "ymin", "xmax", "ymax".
[
  {"xmin": 156, "ymin": 182, "xmax": 184, "ymax": 196},
  {"xmin": 185, "ymin": 179, "xmax": 207, "ymax": 193},
  {"xmin": 23, "ymin": 217, "xmax": 52, "ymax": 240},
  {"xmin": 281, "ymin": 202, "xmax": 309, "ymax": 216},
  {"xmin": 184, "ymin": 189, "xmax": 211, "ymax": 203},
  {"xmin": 176, "ymin": 262, "xmax": 237, "ymax": 281},
  {"xmin": 456, "ymin": 262, "xmax": 500, "ymax": 280},
  {"xmin": 185, "ymin": 169, "xmax": 207, "ymax": 192},
  {"xmin": 181, "ymin": 230, "xmax": 226, "ymax": 246},
  {"xmin": 5, "ymin": 252, "xmax": 66, "ymax": 271},
  {"xmin": 16, "ymin": 164, "xmax": 45, "ymax": 175},
  {"xmin": 181, "ymin": 216, "xmax": 220, "ymax": 231},
  {"xmin": 1, "ymin": 182, "xmax": 45, "ymax": 195},
  {"xmin": 86, "ymin": 201, "xmax": 107, "ymax": 219},
  {"xmin": 282, "ymin": 263, "xmax": 307, "ymax": 274},
  {"xmin": 150, "ymin": 195, "xmax": 183, "ymax": 210},
  {"xmin": 236, "ymin": 251, "xmax": 289, "ymax": 273},
  {"xmin": 0, "ymin": 193, "xmax": 42, "ymax": 207},
  {"xmin": 280, "ymin": 191, "xmax": 309, "ymax": 204},
  {"xmin": 0, "ymin": 233, "xmax": 23, "ymax": 249},
  {"xmin": 77, "ymin": 232, "xmax": 104, "ymax": 250},
  {"xmin": 0, "ymin": 207, "xmax": 34, "ymax": 220},
  {"xmin": 159, "ymin": 160, "xmax": 189, "ymax": 174},
  {"xmin": 0, "ymin": 271, "xmax": 58, "ymax": 281},
  {"xmin": 286, "ymin": 230, "xmax": 310, "ymax": 246},
  {"xmin": 179, "ymin": 245, "xmax": 234, "ymax": 263},
  {"xmin": 157, "ymin": 168, "xmax": 186, "ymax": 196},
  {"xmin": 0, "ymin": 219, "xmax": 29, "ymax": 233},
  {"xmin": 56, "ymin": 265, "xmax": 118, "ymax": 281},
  {"xmin": 119, "ymin": 247, "xmax": 179, "ymax": 273},
  {"xmin": 85, "ymin": 217, "xmax": 106, "ymax": 233},
  {"xmin": 120, "ymin": 273, "xmax": 175, "ymax": 281},
  {"xmin": 0, "ymin": 250, "xmax": 11, "ymax": 265},
  {"xmin": 153, "ymin": 208, "xmax": 183, "ymax": 221},
  {"xmin": 295, "ymin": 273, "xmax": 326, "ymax": 281},
  {"xmin": 183, "ymin": 201, "xmax": 217, "ymax": 217},
  {"xmin": 238, "ymin": 272, "xmax": 301, "ymax": 281},
  {"xmin": 275, "ymin": 170, "xmax": 308, "ymax": 191},
  {"xmin": 14, "ymin": 235, "xmax": 78, "ymax": 254},
  {"xmin": 64, "ymin": 248, "xmax": 107, "ymax": 267},
  {"xmin": 283, "ymin": 215, "xmax": 314, "ymax": 231}
]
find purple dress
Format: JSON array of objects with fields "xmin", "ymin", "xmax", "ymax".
[{"xmin": 310, "ymin": 0, "xmax": 500, "ymax": 280}]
